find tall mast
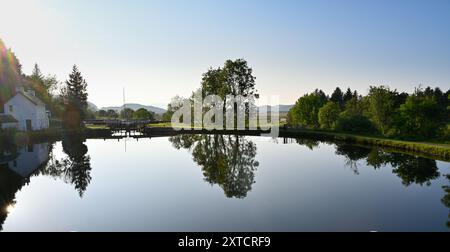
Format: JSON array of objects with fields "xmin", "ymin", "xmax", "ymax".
[{"xmin": 123, "ymin": 87, "xmax": 126, "ymax": 120}]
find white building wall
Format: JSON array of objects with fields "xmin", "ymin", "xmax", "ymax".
[
  {"xmin": 0, "ymin": 122, "xmax": 18, "ymax": 129},
  {"xmin": 3, "ymin": 94, "xmax": 49, "ymax": 131}
]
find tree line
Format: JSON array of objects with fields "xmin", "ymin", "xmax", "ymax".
[
  {"xmin": 96, "ymin": 107, "xmax": 156, "ymax": 120},
  {"xmin": 288, "ymin": 86, "xmax": 450, "ymax": 140},
  {"xmin": 1, "ymin": 39, "xmax": 90, "ymax": 129}
]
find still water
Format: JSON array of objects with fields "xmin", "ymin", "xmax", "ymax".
[{"xmin": 1, "ymin": 134, "xmax": 449, "ymax": 232}]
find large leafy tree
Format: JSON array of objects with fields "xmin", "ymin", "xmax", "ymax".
[
  {"xmin": 367, "ymin": 86, "xmax": 397, "ymax": 134},
  {"xmin": 289, "ymin": 90, "xmax": 328, "ymax": 128},
  {"xmin": 318, "ymin": 101, "xmax": 341, "ymax": 129},
  {"xmin": 396, "ymin": 94, "xmax": 444, "ymax": 138},
  {"xmin": 201, "ymin": 59, "xmax": 258, "ymax": 127},
  {"xmin": 63, "ymin": 65, "xmax": 88, "ymax": 129}
]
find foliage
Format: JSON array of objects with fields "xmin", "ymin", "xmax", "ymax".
[
  {"xmin": 289, "ymin": 90, "xmax": 328, "ymax": 128},
  {"xmin": 335, "ymin": 115, "xmax": 377, "ymax": 134},
  {"xmin": 289, "ymin": 85, "xmax": 449, "ymax": 141},
  {"xmin": 394, "ymin": 94, "xmax": 444, "ymax": 139},
  {"xmin": 62, "ymin": 65, "xmax": 89, "ymax": 129},
  {"xmin": 318, "ymin": 101, "xmax": 340, "ymax": 129},
  {"xmin": 133, "ymin": 108, "xmax": 155, "ymax": 120},
  {"xmin": 120, "ymin": 108, "xmax": 134, "ymax": 119},
  {"xmin": 367, "ymin": 86, "xmax": 397, "ymax": 134},
  {"xmin": 330, "ymin": 87, "xmax": 344, "ymax": 107}
]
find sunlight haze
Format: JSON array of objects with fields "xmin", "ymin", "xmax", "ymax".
[{"xmin": 1, "ymin": 0, "xmax": 449, "ymax": 108}]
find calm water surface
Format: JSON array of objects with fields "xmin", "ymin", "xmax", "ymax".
[{"xmin": 1, "ymin": 134, "xmax": 449, "ymax": 231}]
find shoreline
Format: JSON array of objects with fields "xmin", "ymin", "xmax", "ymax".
[{"xmin": 1, "ymin": 126, "xmax": 449, "ymax": 162}]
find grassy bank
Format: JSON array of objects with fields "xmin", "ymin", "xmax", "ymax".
[
  {"xmin": 147, "ymin": 122, "xmax": 450, "ymax": 161},
  {"xmin": 2, "ymin": 125, "xmax": 449, "ymax": 161},
  {"xmin": 279, "ymin": 128, "xmax": 450, "ymax": 162}
]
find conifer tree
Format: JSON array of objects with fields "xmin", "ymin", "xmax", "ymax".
[{"xmin": 63, "ymin": 65, "xmax": 88, "ymax": 128}]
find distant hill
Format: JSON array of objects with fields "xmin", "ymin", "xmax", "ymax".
[{"xmin": 100, "ymin": 103, "xmax": 167, "ymax": 114}]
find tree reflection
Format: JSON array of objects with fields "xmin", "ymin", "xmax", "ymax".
[
  {"xmin": 0, "ymin": 166, "xmax": 23, "ymax": 231},
  {"xmin": 293, "ymin": 138, "xmax": 320, "ymax": 150},
  {"xmin": 41, "ymin": 135, "xmax": 92, "ymax": 197},
  {"xmin": 328, "ymin": 142, "xmax": 441, "ymax": 186},
  {"xmin": 389, "ymin": 155, "xmax": 440, "ymax": 186},
  {"xmin": 441, "ymin": 174, "xmax": 450, "ymax": 229},
  {"xmin": 170, "ymin": 134, "xmax": 259, "ymax": 199},
  {"xmin": 335, "ymin": 143, "xmax": 372, "ymax": 175}
]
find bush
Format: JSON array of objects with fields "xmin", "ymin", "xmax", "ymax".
[{"xmin": 335, "ymin": 115, "xmax": 378, "ymax": 134}]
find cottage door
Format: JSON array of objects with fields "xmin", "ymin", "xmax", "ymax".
[{"xmin": 26, "ymin": 119, "xmax": 32, "ymax": 131}]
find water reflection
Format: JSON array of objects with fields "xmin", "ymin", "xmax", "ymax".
[
  {"xmin": 0, "ymin": 143, "xmax": 50, "ymax": 230},
  {"xmin": 335, "ymin": 143, "xmax": 440, "ymax": 186},
  {"xmin": 169, "ymin": 134, "xmax": 259, "ymax": 199},
  {"xmin": 442, "ymin": 174, "xmax": 450, "ymax": 228},
  {"xmin": 0, "ymin": 135, "xmax": 448, "ymax": 231},
  {"xmin": 0, "ymin": 136, "xmax": 92, "ymax": 230},
  {"xmin": 42, "ymin": 136, "xmax": 92, "ymax": 197}
]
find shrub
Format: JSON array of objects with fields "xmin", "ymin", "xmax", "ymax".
[{"xmin": 335, "ymin": 115, "xmax": 378, "ymax": 134}]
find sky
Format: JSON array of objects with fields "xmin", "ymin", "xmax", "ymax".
[{"xmin": 1, "ymin": 0, "xmax": 450, "ymax": 108}]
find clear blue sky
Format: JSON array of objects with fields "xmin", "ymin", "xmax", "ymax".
[{"xmin": 1, "ymin": 0, "xmax": 449, "ymax": 108}]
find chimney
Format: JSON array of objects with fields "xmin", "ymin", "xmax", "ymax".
[{"xmin": 27, "ymin": 90, "xmax": 36, "ymax": 97}]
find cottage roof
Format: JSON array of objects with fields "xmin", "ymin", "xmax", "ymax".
[{"xmin": 4, "ymin": 91, "xmax": 45, "ymax": 107}]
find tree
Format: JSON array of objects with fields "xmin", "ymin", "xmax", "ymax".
[
  {"xmin": 343, "ymin": 88, "xmax": 354, "ymax": 104},
  {"xmin": 318, "ymin": 102, "xmax": 341, "ymax": 129},
  {"xmin": 133, "ymin": 108, "xmax": 155, "ymax": 121},
  {"xmin": 395, "ymin": 94, "xmax": 443, "ymax": 138},
  {"xmin": 201, "ymin": 67, "xmax": 228, "ymax": 98},
  {"xmin": 336, "ymin": 96, "xmax": 376, "ymax": 134},
  {"xmin": 107, "ymin": 109, "xmax": 118, "ymax": 118},
  {"xmin": 335, "ymin": 115, "xmax": 377, "ymax": 134},
  {"xmin": 222, "ymin": 59, "xmax": 257, "ymax": 98},
  {"xmin": 330, "ymin": 87, "xmax": 344, "ymax": 107},
  {"xmin": 97, "ymin": 110, "xmax": 107, "ymax": 117},
  {"xmin": 162, "ymin": 95, "xmax": 187, "ymax": 121},
  {"xmin": 289, "ymin": 90, "xmax": 327, "ymax": 128},
  {"xmin": 29, "ymin": 64, "xmax": 59, "ymax": 96},
  {"xmin": 62, "ymin": 65, "xmax": 89, "ymax": 129},
  {"xmin": 120, "ymin": 108, "xmax": 134, "ymax": 119},
  {"xmin": 367, "ymin": 86, "xmax": 397, "ymax": 135},
  {"xmin": 0, "ymin": 39, "xmax": 24, "ymax": 109}
]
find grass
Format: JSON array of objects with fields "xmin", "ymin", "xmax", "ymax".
[
  {"xmin": 280, "ymin": 127, "xmax": 450, "ymax": 161},
  {"xmin": 85, "ymin": 124, "xmax": 110, "ymax": 130}
]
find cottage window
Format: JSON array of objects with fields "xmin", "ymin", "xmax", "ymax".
[{"xmin": 9, "ymin": 105, "xmax": 13, "ymax": 112}]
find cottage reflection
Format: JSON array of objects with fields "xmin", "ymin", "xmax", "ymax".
[{"xmin": 0, "ymin": 143, "xmax": 50, "ymax": 230}]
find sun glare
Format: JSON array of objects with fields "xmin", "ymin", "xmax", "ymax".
[{"xmin": 6, "ymin": 204, "xmax": 15, "ymax": 214}]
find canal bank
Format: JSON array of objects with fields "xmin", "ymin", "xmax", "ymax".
[{"xmin": 1, "ymin": 126, "xmax": 449, "ymax": 161}]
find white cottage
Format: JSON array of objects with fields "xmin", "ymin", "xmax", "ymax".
[{"xmin": 0, "ymin": 88, "xmax": 50, "ymax": 131}]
